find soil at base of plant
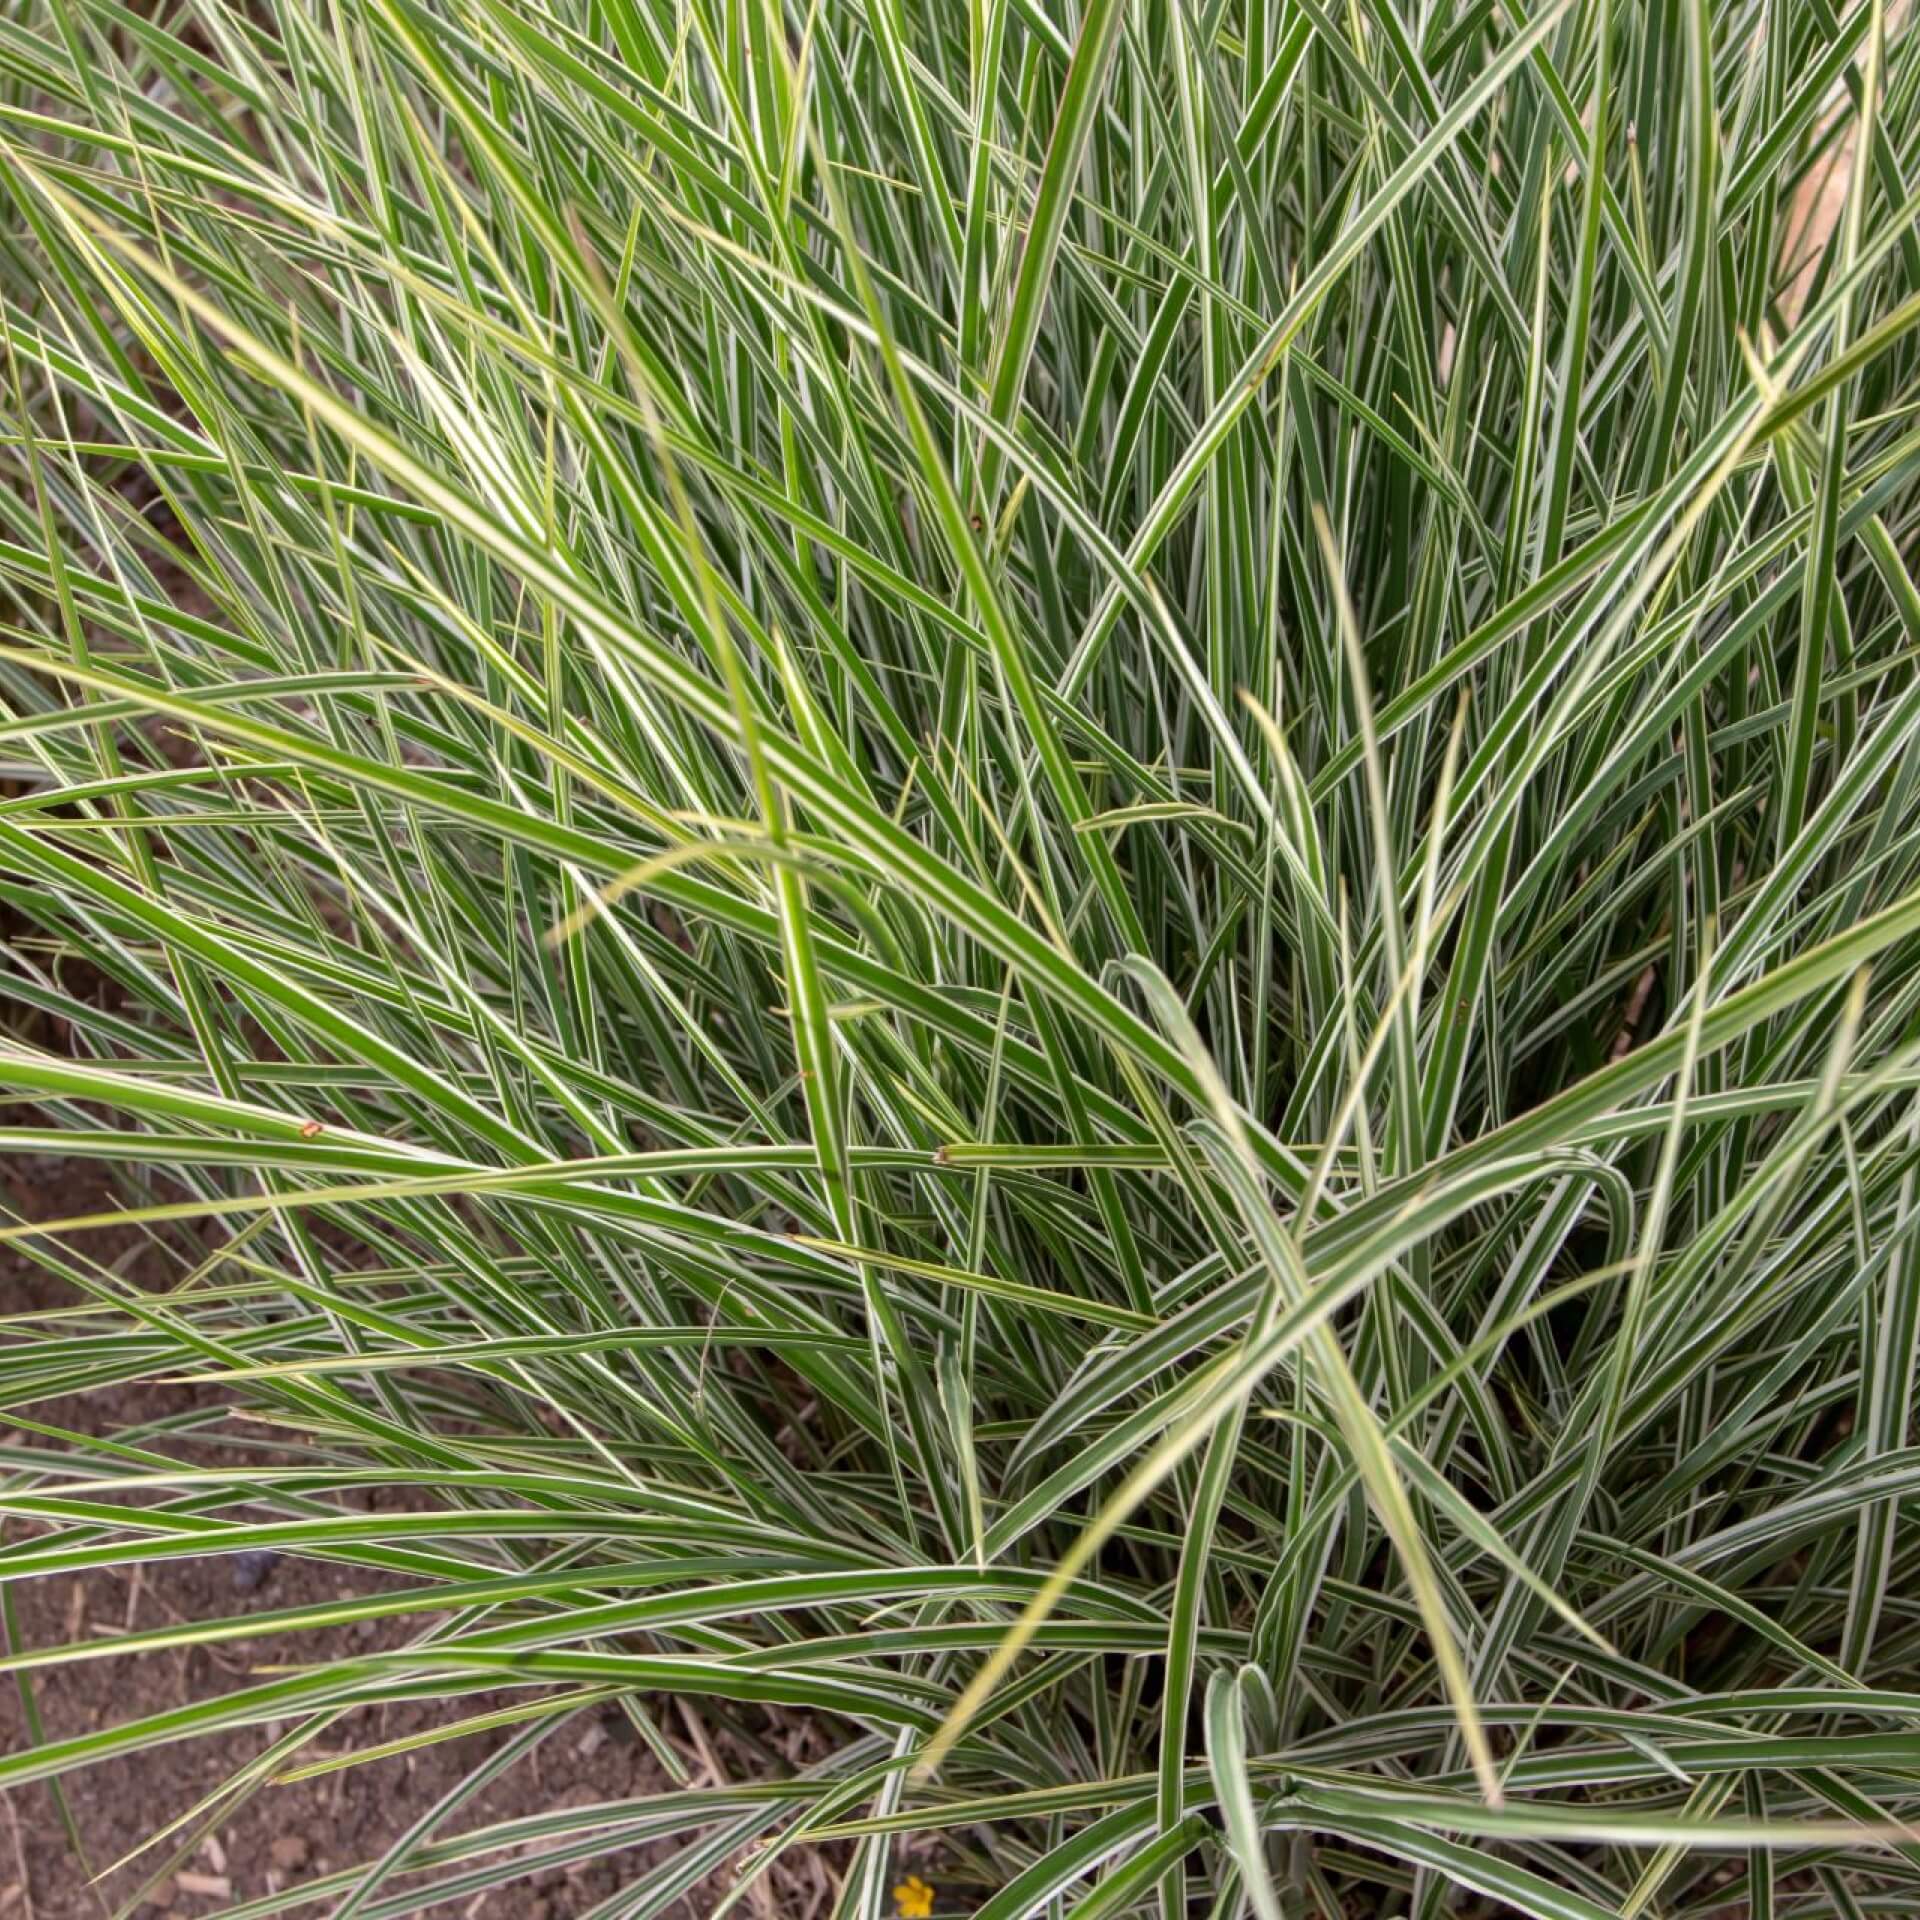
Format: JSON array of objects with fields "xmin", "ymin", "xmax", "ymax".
[{"xmin": 0, "ymin": 1157, "xmax": 775, "ymax": 1920}]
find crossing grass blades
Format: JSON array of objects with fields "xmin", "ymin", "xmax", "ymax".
[{"xmin": 3, "ymin": 0, "xmax": 1920, "ymax": 1913}]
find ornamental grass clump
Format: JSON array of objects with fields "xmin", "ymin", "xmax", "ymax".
[{"xmin": 2, "ymin": 0, "xmax": 1920, "ymax": 1913}]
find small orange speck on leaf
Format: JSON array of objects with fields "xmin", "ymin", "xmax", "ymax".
[
  {"xmin": 298, "ymin": 1120, "xmax": 323, "ymax": 1139},
  {"xmin": 894, "ymin": 1876, "xmax": 934, "ymax": 1918}
]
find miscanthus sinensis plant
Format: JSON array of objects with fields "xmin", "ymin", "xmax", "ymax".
[{"xmin": 1, "ymin": 0, "xmax": 1920, "ymax": 1911}]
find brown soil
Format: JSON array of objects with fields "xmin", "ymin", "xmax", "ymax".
[
  {"xmin": 0, "ymin": 1528, "xmax": 682, "ymax": 1919},
  {"xmin": 0, "ymin": 1159, "xmax": 839, "ymax": 1920}
]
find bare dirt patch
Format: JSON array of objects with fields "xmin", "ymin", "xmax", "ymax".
[{"xmin": 0, "ymin": 1159, "xmax": 803, "ymax": 1920}]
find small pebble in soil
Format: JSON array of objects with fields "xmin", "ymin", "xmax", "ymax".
[
  {"xmin": 270, "ymin": 1834, "xmax": 310, "ymax": 1872},
  {"xmin": 231, "ymin": 1549, "xmax": 283, "ymax": 1594}
]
